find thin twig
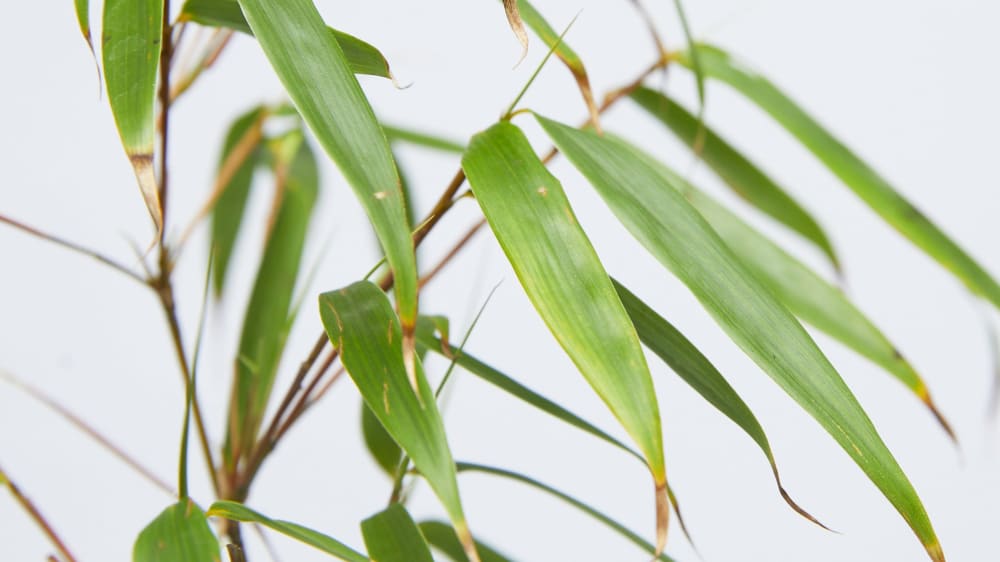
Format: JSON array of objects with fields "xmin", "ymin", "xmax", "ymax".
[
  {"xmin": 157, "ymin": 0, "xmax": 174, "ymax": 242},
  {"xmin": 419, "ymin": 219, "xmax": 487, "ymax": 290},
  {"xmin": 170, "ymin": 29, "xmax": 235, "ymax": 102},
  {"xmin": 0, "ymin": 463, "xmax": 78, "ymax": 562}
]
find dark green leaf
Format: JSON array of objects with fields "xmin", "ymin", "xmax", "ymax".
[
  {"xmin": 134, "ymin": 501, "xmax": 219, "ymax": 562},
  {"xmin": 361, "ymin": 399, "xmax": 403, "ymax": 476},
  {"xmin": 361, "ymin": 504, "xmax": 434, "ymax": 562},
  {"xmin": 419, "ymin": 521, "xmax": 514, "ymax": 562}
]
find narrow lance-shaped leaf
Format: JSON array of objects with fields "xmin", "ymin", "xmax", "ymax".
[
  {"xmin": 102, "ymin": 0, "xmax": 164, "ymax": 236},
  {"xmin": 318, "ymin": 282, "xmax": 479, "ymax": 562},
  {"xmin": 455, "ymin": 463, "xmax": 675, "ymax": 562},
  {"xmin": 382, "ymin": 124, "xmax": 466, "ymax": 155},
  {"xmin": 208, "ymin": 501, "xmax": 367, "ymax": 562},
  {"xmin": 180, "ymin": 0, "xmax": 398, "ymax": 80},
  {"xmin": 237, "ymin": 0, "xmax": 419, "ymax": 385},
  {"xmin": 226, "ymin": 132, "xmax": 318, "ymax": 465},
  {"xmin": 642, "ymin": 159, "xmax": 954, "ymax": 439},
  {"xmin": 74, "ymin": 0, "xmax": 95, "ymax": 57},
  {"xmin": 361, "ymin": 504, "xmax": 434, "ymax": 562},
  {"xmin": 537, "ymin": 115, "xmax": 944, "ymax": 561},
  {"xmin": 630, "ymin": 87, "xmax": 840, "ymax": 271},
  {"xmin": 419, "ymin": 521, "xmax": 514, "ymax": 562},
  {"xmin": 461, "ymin": 122, "xmax": 669, "ymax": 553},
  {"xmin": 613, "ymin": 279, "xmax": 824, "ymax": 527},
  {"xmin": 134, "ymin": 501, "xmax": 219, "ymax": 562},
  {"xmin": 502, "ymin": 0, "xmax": 529, "ymax": 64},
  {"xmin": 513, "ymin": 0, "xmax": 600, "ymax": 130},
  {"xmin": 678, "ymin": 43, "xmax": 1000, "ymax": 311}
]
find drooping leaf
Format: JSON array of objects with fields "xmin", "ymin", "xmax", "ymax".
[
  {"xmin": 455, "ymin": 463, "xmax": 674, "ymax": 562},
  {"xmin": 537, "ymin": 115, "xmax": 944, "ymax": 561},
  {"xmin": 102, "ymin": 0, "xmax": 164, "ymax": 236},
  {"xmin": 462, "ymin": 122, "xmax": 669, "ymax": 551},
  {"xmin": 361, "ymin": 399, "xmax": 403, "ymax": 476},
  {"xmin": 419, "ymin": 521, "xmax": 514, "ymax": 562},
  {"xmin": 134, "ymin": 501, "xmax": 219, "ymax": 562},
  {"xmin": 678, "ymin": 43, "xmax": 1000, "ymax": 312},
  {"xmin": 210, "ymin": 106, "xmax": 266, "ymax": 296},
  {"xmin": 361, "ymin": 504, "xmax": 434, "ymax": 562},
  {"xmin": 238, "ymin": 0, "xmax": 419, "ymax": 384},
  {"xmin": 207, "ymin": 501, "xmax": 367, "ymax": 562},
  {"xmin": 226, "ymin": 132, "xmax": 318, "ymax": 464},
  {"xmin": 630, "ymin": 87, "xmax": 839, "ymax": 270},
  {"xmin": 382, "ymin": 124, "xmax": 466, "ymax": 155},
  {"xmin": 501, "ymin": 0, "xmax": 529, "ymax": 64},
  {"xmin": 74, "ymin": 0, "xmax": 96, "ymax": 61},
  {"xmin": 318, "ymin": 282, "xmax": 478, "ymax": 562},
  {"xmin": 613, "ymin": 279, "xmax": 824, "ymax": 527},
  {"xmin": 180, "ymin": 0, "xmax": 397, "ymax": 80}
]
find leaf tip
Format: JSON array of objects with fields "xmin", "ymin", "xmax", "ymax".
[
  {"xmin": 654, "ymin": 481, "xmax": 670, "ymax": 559},
  {"xmin": 128, "ymin": 152, "xmax": 163, "ymax": 239},
  {"xmin": 502, "ymin": 0, "xmax": 529, "ymax": 67}
]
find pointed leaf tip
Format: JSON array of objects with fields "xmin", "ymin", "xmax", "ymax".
[
  {"xmin": 654, "ymin": 482, "xmax": 669, "ymax": 558},
  {"xmin": 502, "ymin": 0, "xmax": 529, "ymax": 65}
]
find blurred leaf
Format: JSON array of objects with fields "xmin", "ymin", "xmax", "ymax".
[
  {"xmin": 501, "ymin": 0, "xmax": 529, "ymax": 64},
  {"xmin": 134, "ymin": 500, "xmax": 219, "ymax": 562},
  {"xmin": 671, "ymin": 0, "xmax": 703, "ymax": 115},
  {"xmin": 207, "ymin": 501, "xmax": 367, "ymax": 561},
  {"xmin": 318, "ymin": 282, "xmax": 478, "ymax": 561},
  {"xmin": 226, "ymin": 132, "xmax": 318, "ymax": 464},
  {"xmin": 210, "ymin": 106, "xmax": 266, "ymax": 296},
  {"xmin": 102, "ymin": 0, "xmax": 164, "ymax": 235},
  {"xmin": 419, "ymin": 521, "xmax": 514, "ymax": 562},
  {"xmin": 630, "ymin": 88, "xmax": 839, "ymax": 271},
  {"xmin": 537, "ymin": 115, "xmax": 943, "ymax": 561},
  {"xmin": 462, "ymin": 122, "xmax": 669, "ymax": 550},
  {"xmin": 514, "ymin": 0, "xmax": 600, "ymax": 129},
  {"xmin": 361, "ymin": 504, "xmax": 434, "ymax": 562},
  {"xmin": 180, "ymin": 0, "xmax": 396, "ymax": 79},
  {"xmin": 455, "ymin": 463, "xmax": 674, "ymax": 562},
  {"xmin": 361, "ymin": 399, "xmax": 403, "ymax": 476},
  {"xmin": 678, "ymin": 44, "xmax": 1000, "ymax": 313},
  {"xmin": 238, "ymin": 0, "xmax": 419, "ymax": 379},
  {"xmin": 613, "ymin": 280, "xmax": 824, "ymax": 527},
  {"xmin": 382, "ymin": 124, "xmax": 466, "ymax": 154}
]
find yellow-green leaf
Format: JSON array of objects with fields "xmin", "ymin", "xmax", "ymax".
[
  {"xmin": 461, "ymin": 122, "xmax": 669, "ymax": 553},
  {"xmin": 134, "ymin": 501, "xmax": 219, "ymax": 562},
  {"xmin": 102, "ymin": 0, "xmax": 164, "ymax": 235},
  {"xmin": 678, "ymin": 43, "xmax": 1000, "ymax": 312},
  {"xmin": 361, "ymin": 504, "xmax": 434, "ymax": 562},
  {"xmin": 537, "ymin": 115, "xmax": 943, "ymax": 562}
]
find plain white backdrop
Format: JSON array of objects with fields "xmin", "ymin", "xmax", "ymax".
[{"xmin": 1, "ymin": 1, "xmax": 998, "ymax": 560}]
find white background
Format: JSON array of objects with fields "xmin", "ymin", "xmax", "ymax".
[{"xmin": 2, "ymin": 1, "xmax": 998, "ymax": 560}]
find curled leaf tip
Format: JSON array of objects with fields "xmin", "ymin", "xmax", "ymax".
[
  {"xmin": 777, "ymin": 483, "xmax": 835, "ymax": 533},
  {"xmin": 923, "ymin": 395, "xmax": 957, "ymax": 445},
  {"xmin": 129, "ymin": 153, "xmax": 163, "ymax": 239},
  {"xmin": 654, "ymin": 481, "xmax": 670, "ymax": 559},
  {"xmin": 502, "ymin": 0, "xmax": 529, "ymax": 67}
]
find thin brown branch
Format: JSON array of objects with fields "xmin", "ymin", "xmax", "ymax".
[
  {"xmin": 0, "ymin": 463, "xmax": 78, "ymax": 562},
  {"xmin": 170, "ymin": 30, "xmax": 235, "ymax": 102},
  {"xmin": 157, "ymin": 1, "xmax": 174, "ymax": 242},
  {"xmin": 413, "ymin": 168, "xmax": 468, "ymax": 247},
  {"xmin": 418, "ymin": 219, "xmax": 487, "ymax": 290}
]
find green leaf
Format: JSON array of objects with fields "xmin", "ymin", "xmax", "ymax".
[
  {"xmin": 361, "ymin": 399, "xmax": 403, "ymax": 476},
  {"xmin": 678, "ymin": 43, "xmax": 1000, "ymax": 312},
  {"xmin": 538, "ymin": 115, "xmax": 943, "ymax": 561},
  {"xmin": 210, "ymin": 106, "xmax": 266, "ymax": 296},
  {"xmin": 455, "ymin": 463, "xmax": 674, "ymax": 562},
  {"xmin": 134, "ymin": 500, "xmax": 219, "ymax": 562},
  {"xmin": 382, "ymin": 124, "xmax": 466, "ymax": 155},
  {"xmin": 74, "ymin": 0, "xmax": 94, "ymax": 54},
  {"xmin": 207, "ymin": 501, "xmax": 367, "ymax": 562},
  {"xmin": 226, "ymin": 132, "xmax": 318, "ymax": 464},
  {"xmin": 648, "ymin": 162, "xmax": 953, "ymax": 438},
  {"xmin": 180, "ymin": 0, "xmax": 397, "ymax": 79},
  {"xmin": 461, "ymin": 122, "xmax": 669, "ymax": 550},
  {"xmin": 361, "ymin": 504, "xmax": 434, "ymax": 562},
  {"xmin": 614, "ymin": 279, "xmax": 823, "ymax": 527},
  {"xmin": 238, "ymin": 0, "xmax": 418, "ymax": 376},
  {"xmin": 419, "ymin": 521, "xmax": 514, "ymax": 562},
  {"xmin": 318, "ymin": 282, "xmax": 478, "ymax": 561},
  {"xmin": 630, "ymin": 87, "xmax": 839, "ymax": 271},
  {"xmin": 102, "ymin": 0, "xmax": 164, "ymax": 235}
]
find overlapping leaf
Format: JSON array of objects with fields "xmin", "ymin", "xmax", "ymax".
[
  {"xmin": 537, "ymin": 115, "xmax": 943, "ymax": 561},
  {"xmin": 318, "ymin": 282, "xmax": 478, "ymax": 562},
  {"xmin": 630, "ymin": 87, "xmax": 839, "ymax": 270},
  {"xmin": 382, "ymin": 124, "xmax": 466, "ymax": 155},
  {"xmin": 677, "ymin": 43, "xmax": 1000, "ymax": 311},
  {"xmin": 102, "ymin": 0, "xmax": 164, "ymax": 236},
  {"xmin": 361, "ymin": 504, "xmax": 434, "ymax": 562},
  {"xmin": 419, "ymin": 521, "xmax": 514, "ymax": 562},
  {"xmin": 361, "ymin": 400, "xmax": 403, "ymax": 476},
  {"xmin": 462, "ymin": 122, "xmax": 669, "ymax": 552},
  {"xmin": 208, "ymin": 501, "xmax": 367, "ymax": 561},
  {"xmin": 134, "ymin": 501, "xmax": 219, "ymax": 562}
]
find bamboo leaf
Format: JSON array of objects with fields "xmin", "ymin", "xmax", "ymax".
[
  {"xmin": 361, "ymin": 504, "xmax": 434, "ymax": 562},
  {"xmin": 538, "ymin": 114, "xmax": 943, "ymax": 561},
  {"xmin": 419, "ymin": 521, "xmax": 514, "ymax": 562},
  {"xmin": 501, "ymin": 0, "xmax": 529, "ymax": 64},
  {"xmin": 134, "ymin": 500, "xmax": 219, "ymax": 562},
  {"xmin": 74, "ymin": 0, "xmax": 97, "ymax": 66},
  {"xmin": 238, "ymin": 0, "xmax": 419, "ymax": 385},
  {"xmin": 382, "ymin": 124, "xmax": 466, "ymax": 155},
  {"xmin": 180, "ymin": 0, "xmax": 397, "ymax": 80},
  {"xmin": 226, "ymin": 132, "xmax": 318, "ymax": 464},
  {"xmin": 210, "ymin": 106, "xmax": 266, "ymax": 296},
  {"xmin": 318, "ymin": 282, "xmax": 478, "ymax": 562},
  {"xmin": 102, "ymin": 0, "xmax": 164, "ymax": 236},
  {"xmin": 361, "ymin": 399, "xmax": 403, "ymax": 476},
  {"xmin": 678, "ymin": 43, "xmax": 1000, "ymax": 311},
  {"xmin": 454, "ymin": 463, "xmax": 674, "ymax": 562},
  {"xmin": 630, "ymin": 87, "xmax": 839, "ymax": 271},
  {"xmin": 462, "ymin": 122, "xmax": 669, "ymax": 552},
  {"xmin": 207, "ymin": 501, "xmax": 367, "ymax": 562}
]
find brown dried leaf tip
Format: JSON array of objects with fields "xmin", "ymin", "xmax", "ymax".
[{"xmin": 503, "ymin": 0, "xmax": 529, "ymax": 66}]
